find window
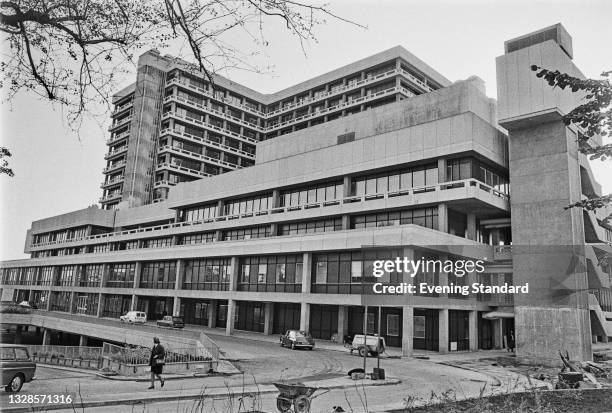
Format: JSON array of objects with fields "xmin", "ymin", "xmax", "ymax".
[
  {"xmin": 414, "ymin": 316, "xmax": 426, "ymax": 339},
  {"xmin": 106, "ymin": 263, "xmax": 136, "ymax": 288},
  {"xmin": 387, "ymin": 314, "xmax": 400, "ymax": 336},
  {"xmin": 14, "ymin": 348, "xmax": 29, "ymax": 360},
  {"xmin": 315, "ymin": 262, "xmax": 327, "ymax": 284},
  {"xmin": 223, "ymin": 226, "xmax": 270, "ymax": 241},
  {"xmin": 281, "ymin": 181, "xmax": 343, "ymax": 207},
  {"xmin": 183, "ymin": 258, "xmax": 231, "ymax": 290},
  {"xmin": 140, "ymin": 261, "xmax": 176, "ymax": 289},
  {"xmin": 0, "ymin": 348, "xmax": 14, "ymax": 360},
  {"xmin": 238, "ymin": 255, "xmax": 302, "ymax": 293}
]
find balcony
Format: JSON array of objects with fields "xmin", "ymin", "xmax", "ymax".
[
  {"xmin": 159, "ymin": 128, "xmax": 254, "ymax": 159},
  {"xmin": 30, "ymin": 178, "xmax": 508, "ymax": 250},
  {"xmin": 264, "ymin": 86, "xmax": 414, "ymax": 132},
  {"xmin": 164, "ymin": 94, "xmax": 262, "ymax": 132},
  {"xmin": 158, "ymin": 145, "xmax": 241, "ymax": 170},
  {"xmin": 111, "ymin": 100, "xmax": 133, "ymax": 116},
  {"xmin": 155, "ymin": 162, "xmax": 212, "ymax": 179},
  {"xmin": 106, "ymin": 130, "xmax": 130, "ymax": 145},
  {"xmin": 161, "ymin": 111, "xmax": 258, "ymax": 145},
  {"xmin": 99, "ymin": 192, "xmax": 122, "ymax": 203},
  {"xmin": 154, "ymin": 180, "xmax": 177, "ymax": 189},
  {"xmin": 103, "ymin": 160, "xmax": 127, "ymax": 173},
  {"xmin": 100, "ymin": 176, "xmax": 125, "ymax": 188},
  {"xmin": 166, "ymin": 77, "xmax": 266, "ymax": 117},
  {"xmin": 108, "ymin": 115, "xmax": 132, "ymax": 131},
  {"xmin": 104, "ymin": 146, "xmax": 128, "ymax": 160}
]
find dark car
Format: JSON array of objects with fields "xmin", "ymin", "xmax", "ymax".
[
  {"xmin": 280, "ymin": 330, "xmax": 314, "ymax": 350},
  {"xmin": 156, "ymin": 316, "xmax": 185, "ymax": 328},
  {"xmin": 0, "ymin": 344, "xmax": 36, "ymax": 392}
]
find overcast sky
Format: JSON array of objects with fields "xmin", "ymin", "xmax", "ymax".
[{"xmin": 1, "ymin": 0, "xmax": 611, "ymax": 260}]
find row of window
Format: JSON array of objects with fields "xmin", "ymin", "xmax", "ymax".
[{"xmin": 239, "ymin": 255, "xmax": 304, "ymax": 293}]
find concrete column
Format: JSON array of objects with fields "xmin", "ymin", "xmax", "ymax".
[
  {"xmin": 437, "ymin": 156, "xmax": 448, "ymax": 183},
  {"xmin": 337, "ymin": 305, "xmax": 348, "ymax": 342},
  {"xmin": 492, "ymin": 319, "xmax": 503, "ymax": 349},
  {"xmin": 270, "ymin": 223, "xmax": 278, "ymax": 236},
  {"xmin": 130, "ymin": 295, "xmax": 138, "ymax": 311},
  {"xmin": 229, "ymin": 257, "xmax": 239, "ymax": 292},
  {"xmin": 45, "ymin": 290, "xmax": 52, "ymax": 311},
  {"xmin": 402, "ymin": 306, "xmax": 414, "ymax": 357},
  {"xmin": 342, "ymin": 176, "xmax": 352, "ymax": 197},
  {"xmin": 79, "ymin": 335, "xmax": 88, "ymax": 347},
  {"xmin": 271, "ymin": 189, "xmax": 280, "ymax": 208},
  {"xmin": 96, "ymin": 294, "xmax": 104, "ymax": 317},
  {"xmin": 438, "ymin": 254, "xmax": 448, "ymax": 298},
  {"xmin": 264, "ymin": 302, "xmax": 274, "ymax": 335},
  {"xmin": 28, "ymin": 290, "xmax": 34, "ymax": 302},
  {"xmin": 42, "ymin": 328, "xmax": 51, "ymax": 345},
  {"xmin": 438, "ymin": 203, "xmax": 448, "ymax": 233},
  {"xmin": 172, "ymin": 260, "xmax": 184, "ymax": 316},
  {"xmin": 226, "ymin": 299, "xmax": 235, "ymax": 335},
  {"xmin": 466, "ymin": 213, "xmax": 477, "ymax": 241},
  {"xmin": 341, "ymin": 215, "xmax": 350, "ymax": 230},
  {"xmin": 301, "ymin": 253, "xmax": 312, "ymax": 294},
  {"xmin": 208, "ymin": 300, "xmax": 217, "ymax": 328},
  {"xmin": 469, "ymin": 310, "xmax": 478, "ymax": 351},
  {"xmin": 100, "ymin": 264, "xmax": 109, "ymax": 288},
  {"xmin": 300, "ymin": 302, "xmax": 310, "ymax": 332},
  {"xmin": 438, "ymin": 309, "xmax": 449, "ymax": 353},
  {"xmin": 68, "ymin": 292, "xmax": 75, "ymax": 314},
  {"xmin": 216, "ymin": 199, "xmax": 224, "ymax": 217},
  {"xmin": 15, "ymin": 325, "xmax": 22, "ymax": 344}
]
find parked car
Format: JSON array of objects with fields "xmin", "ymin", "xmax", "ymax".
[
  {"xmin": 0, "ymin": 344, "xmax": 36, "ymax": 392},
  {"xmin": 156, "ymin": 316, "xmax": 184, "ymax": 329},
  {"xmin": 119, "ymin": 311, "xmax": 147, "ymax": 324},
  {"xmin": 280, "ymin": 330, "xmax": 315, "ymax": 350}
]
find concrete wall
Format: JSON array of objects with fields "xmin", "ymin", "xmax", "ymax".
[
  {"xmin": 114, "ymin": 201, "xmax": 175, "ymax": 228},
  {"xmin": 30, "ymin": 206, "xmax": 115, "ymax": 234},
  {"xmin": 498, "ymin": 25, "xmax": 592, "ymax": 364}
]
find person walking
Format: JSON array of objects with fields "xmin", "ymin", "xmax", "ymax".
[{"xmin": 148, "ymin": 337, "xmax": 166, "ymax": 389}]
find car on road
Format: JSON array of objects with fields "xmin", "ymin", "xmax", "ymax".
[
  {"xmin": 0, "ymin": 344, "xmax": 36, "ymax": 392},
  {"xmin": 280, "ymin": 330, "xmax": 315, "ymax": 350},
  {"xmin": 119, "ymin": 311, "xmax": 147, "ymax": 324},
  {"xmin": 156, "ymin": 316, "xmax": 185, "ymax": 329}
]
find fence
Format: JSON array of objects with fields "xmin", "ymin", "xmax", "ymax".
[
  {"xmin": 101, "ymin": 342, "xmax": 215, "ymax": 365},
  {"xmin": 27, "ymin": 345, "xmax": 102, "ymax": 360}
]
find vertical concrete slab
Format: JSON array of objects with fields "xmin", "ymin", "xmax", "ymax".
[
  {"xmin": 438, "ymin": 309, "xmax": 449, "ymax": 353},
  {"xmin": 172, "ymin": 259, "xmax": 183, "ymax": 316},
  {"xmin": 438, "ymin": 204, "xmax": 448, "ymax": 233},
  {"xmin": 264, "ymin": 302, "xmax": 274, "ymax": 335},
  {"xmin": 229, "ymin": 257, "xmax": 239, "ymax": 292},
  {"xmin": 466, "ymin": 213, "xmax": 477, "ymax": 240},
  {"xmin": 226, "ymin": 299, "xmax": 235, "ymax": 335},
  {"xmin": 300, "ymin": 303, "xmax": 311, "ymax": 332},
  {"xmin": 208, "ymin": 300, "xmax": 217, "ymax": 328},
  {"xmin": 79, "ymin": 335, "xmax": 88, "ymax": 347},
  {"xmin": 42, "ymin": 328, "xmax": 51, "ymax": 345},
  {"xmin": 402, "ymin": 306, "xmax": 414, "ymax": 357},
  {"xmin": 302, "ymin": 253, "xmax": 312, "ymax": 294},
  {"xmin": 469, "ymin": 310, "xmax": 478, "ymax": 351},
  {"xmin": 337, "ymin": 305, "xmax": 348, "ymax": 342}
]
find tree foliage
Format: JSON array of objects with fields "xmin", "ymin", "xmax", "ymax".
[{"xmin": 531, "ymin": 65, "xmax": 612, "ymax": 223}]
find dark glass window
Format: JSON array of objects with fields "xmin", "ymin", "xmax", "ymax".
[
  {"xmin": 238, "ymin": 255, "xmax": 303, "ymax": 293},
  {"xmin": 183, "ymin": 258, "xmax": 231, "ymax": 290},
  {"xmin": 140, "ymin": 261, "xmax": 176, "ymax": 289}
]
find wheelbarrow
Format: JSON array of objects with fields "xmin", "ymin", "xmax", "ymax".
[{"xmin": 273, "ymin": 382, "xmax": 330, "ymax": 413}]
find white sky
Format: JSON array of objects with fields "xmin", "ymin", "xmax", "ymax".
[{"xmin": 1, "ymin": 0, "xmax": 611, "ymax": 260}]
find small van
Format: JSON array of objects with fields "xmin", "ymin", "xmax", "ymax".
[{"xmin": 119, "ymin": 311, "xmax": 147, "ymax": 324}]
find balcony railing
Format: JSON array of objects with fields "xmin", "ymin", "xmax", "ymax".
[
  {"xmin": 263, "ymin": 86, "xmax": 413, "ymax": 132},
  {"xmin": 158, "ymin": 145, "xmax": 241, "ymax": 170},
  {"xmin": 104, "ymin": 146, "xmax": 128, "ymax": 160},
  {"xmin": 30, "ymin": 178, "xmax": 508, "ymax": 249},
  {"xmin": 156, "ymin": 162, "xmax": 212, "ymax": 179},
  {"xmin": 100, "ymin": 176, "xmax": 125, "ymax": 188},
  {"xmin": 111, "ymin": 100, "xmax": 133, "ymax": 116},
  {"xmin": 166, "ymin": 77, "xmax": 266, "ymax": 117},
  {"xmin": 106, "ymin": 130, "xmax": 130, "ymax": 145},
  {"xmin": 108, "ymin": 115, "xmax": 132, "ymax": 131},
  {"xmin": 99, "ymin": 193, "xmax": 121, "ymax": 203},
  {"xmin": 162, "ymin": 111, "xmax": 258, "ymax": 145},
  {"xmin": 102, "ymin": 160, "xmax": 127, "ymax": 173},
  {"xmin": 159, "ymin": 128, "xmax": 255, "ymax": 159},
  {"xmin": 164, "ymin": 94, "xmax": 262, "ymax": 131}
]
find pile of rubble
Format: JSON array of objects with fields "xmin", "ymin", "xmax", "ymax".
[{"xmin": 553, "ymin": 350, "xmax": 611, "ymax": 390}]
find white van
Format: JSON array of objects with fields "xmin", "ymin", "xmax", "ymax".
[{"xmin": 119, "ymin": 311, "xmax": 147, "ymax": 324}]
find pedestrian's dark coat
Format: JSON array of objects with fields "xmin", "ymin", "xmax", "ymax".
[{"xmin": 149, "ymin": 343, "xmax": 165, "ymax": 375}]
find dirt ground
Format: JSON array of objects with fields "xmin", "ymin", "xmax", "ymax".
[{"xmin": 394, "ymin": 388, "xmax": 612, "ymax": 413}]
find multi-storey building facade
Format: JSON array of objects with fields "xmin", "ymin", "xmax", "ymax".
[
  {"xmin": 2, "ymin": 24, "xmax": 611, "ymax": 364},
  {"xmin": 101, "ymin": 47, "xmax": 446, "ymax": 209}
]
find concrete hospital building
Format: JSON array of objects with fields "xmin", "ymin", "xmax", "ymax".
[{"xmin": 1, "ymin": 24, "xmax": 611, "ymax": 364}]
